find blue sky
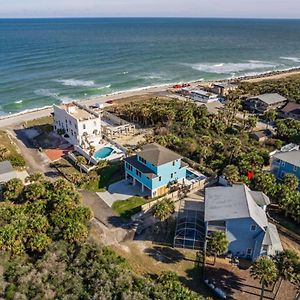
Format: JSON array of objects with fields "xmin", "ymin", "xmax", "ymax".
[{"xmin": 1, "ymin": 0, "xmax": 299, "ymax": 18}]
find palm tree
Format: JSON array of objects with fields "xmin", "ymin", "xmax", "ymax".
[
  {"xmin": 227, "ymin": 137, "xmax": 242, "ymax": 163},
  {"xmin": 250, "ymin": 256, "xmax": 278, "ymax": 300},
  {"xmin": 272, "ymin": 250, "xmax": 299, "ymax": 299},
  {"xmin": 25, "ymin": 172, "xmax": 45, "ymax": 184},
  {"xmin": 77, "ymin": 156, "xmax": 87, "ymax": 173},
  {"xmin": 264, "ymin": 109, "xmax": 277, "ymax": 129},
  {"xmin": 223, "ymin": 164, "xmax": 240, "ymax": 184},
  {"xmin": 282, "ymin": 174, "xmax": 299, "ymax": 191},
  {"xmin": 3, "ymin": 178, "xmax": 24, "ymax": 201},
  {"xmin": 97, "ymin": 159, "xmax": 108, "ymax": 170},
  {"xmin": 88, "ymin": 145, "xmax": 96, "ymax": 164},
  {"xmin": 207, "ymin": 231, "xmax": 228, "ymax": 265},
  {"xmin": 152, "ymin": 198, "xmax": 175, "ymax": 232}
]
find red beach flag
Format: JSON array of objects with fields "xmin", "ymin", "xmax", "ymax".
[{"xmin": 248, "ymin": 171, "xmax": 254, "ymax": 181}]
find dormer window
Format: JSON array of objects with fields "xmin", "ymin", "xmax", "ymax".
[{"xmin": 250, "ymin": 224, "xmax": 257, "ymax": 231}]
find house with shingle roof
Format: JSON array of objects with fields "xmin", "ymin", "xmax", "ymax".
[
  {"xmin": 246, "ymin": 93, "xmax": 287, "ymax": 113},
  {"xmin": 280, "ymin": 101, "xmax": 300, "ymax": 121},
  {"xmin": 205, "ymin": 184, "xmax": 282, "ymax": 260},
  {"xmin": 124, "ymin": 143, "xmax": 187, "ymax": 198},
  {"xmin": 271, "ymin": 150, "xmax": 300, "ymax": 189}
]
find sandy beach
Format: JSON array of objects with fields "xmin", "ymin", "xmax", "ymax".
[{"xmin": 1, "ymin": 67, "xmax": 300, "ymax": 129}]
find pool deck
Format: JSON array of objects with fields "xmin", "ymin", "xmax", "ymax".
[
  {"xmin": 93, "ymin": 143, "xmax": 124, "ymax": 162},
  {"xmin": 185, "ymin": 167, "xmax": 207, "ymax": 185}
]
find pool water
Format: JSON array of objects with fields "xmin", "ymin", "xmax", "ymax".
[
  {"xmin": 94, "ymin": 147, "xmax": 114, "ymax": 159},
  {"xmin": 186, "ymin": 170, "xmax": 198, "ymax": 180}
]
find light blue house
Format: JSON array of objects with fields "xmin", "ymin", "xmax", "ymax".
[
  {"xmin": 205, "ymin": 184, "xmax": 282, "ymax": 260},
  {"xmin": 124, "ymin": 143, "xmax": 187, "ymax": 198},
  {"xmin": 271, "ymin": 150, "xmax": 300, "ymax": 189}
]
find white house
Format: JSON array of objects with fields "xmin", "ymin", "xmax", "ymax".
[
  {"xmin": 53, "ymin": 102, "xmax": 102, "ymax": 148},
  {"xmin": 190, "ymin": 89, "xmax": 219, "ymax": 103}
]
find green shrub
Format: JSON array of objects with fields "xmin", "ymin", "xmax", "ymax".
[{"xmin": 6, "ymin": 154, "xmax": 26, "ymax": 167}]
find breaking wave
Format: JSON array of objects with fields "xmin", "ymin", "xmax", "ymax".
[
  {"xmin": 188, "ymin": 61, "xmax": 276, "ymax": 74},
  {"xmin": 56, "ymin": 79, "xmax": 96, "ymax": 87},
  {"xmin": 280, "ymin": 56, "xmax": 300, "ymax": 63},
  {"xmin": 34, "ymin": 89, "xmax": 72, "ymax": 103}
]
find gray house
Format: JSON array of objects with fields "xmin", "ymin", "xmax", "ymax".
[
  {"xmin": 205, "ymin": 184, "xmax": 282, "ymax": 260},
  {"xmin": 271, "ymin": 150, "xmax": 300, "ymax": 189},
  {"xmin": 246, "ymin": 93, "xmax": 287, "ymax": 113}
]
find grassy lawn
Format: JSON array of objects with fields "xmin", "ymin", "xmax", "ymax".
[
  {"xmin": 23, "ymin": 116, "xmax": 53, "ymax": 128},
  {"xmin": 0, "ymin": 130, "xmax": 26, "ymax": 168},
  {"xmin": 98, "ymin": 163, "xmax": 124, "ymax": 190},
  {"xmin": 0, "ymin": 130, "xmax": 19, "ymax": 156},
  {"xmin": 112, "ymin": 197, "xmax": 146, "ymax": 219},
  {"xmin": 270, "ymin": 211, "xmax": 300, "ymax": 237},
  {"xmin": 53, "ymin": 158, "xmax": 124, "ymax": 193}
]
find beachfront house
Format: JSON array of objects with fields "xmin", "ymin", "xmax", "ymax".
[
  {"xmin": 279, "ymin": 101, "xmax": 300, "ymax": 121},
  {"xmin": 124, "ymin": 143, "xmax": 187, "ymax": 198},
  {"xmin": 245, "ymin": 93, "xmax": 287, "ymax": 113},
  {"xmin": 190, "ymin": 89, "xmax": 219, "ymax": 103},
  {"xmin": 211, "ymin": 82, "xmax": 237, "ymax": 97},
  {"xmin": 271, "ymin": 150, "xmax": 300, "ymax": 189},
  {"xmin": 205, "ymin": 184, "xmax": 283, "ymax": 260},
  {"xmin": 53, "ymin": 101, "xmax": 102, "ymax": 148}
]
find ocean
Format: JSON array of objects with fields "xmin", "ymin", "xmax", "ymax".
[{"xmin": 1, "ymin": 18, "xmax": 300, "ymax": 116}]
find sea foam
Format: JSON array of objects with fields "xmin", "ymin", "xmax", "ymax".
[
  {"xmin": 34, "ymin": 89, "xmax": 72, "ymax": 103},
  {"xmin": 280, "ymin": 57, "xmax": 300, "ymax": 63},
  {"xmin": 188, "ymin": 61, "xmax": 276, "ymax": 74},
  {"xmin": 56, "ymin": 79, "xmax": 96, "ymax": 87}
]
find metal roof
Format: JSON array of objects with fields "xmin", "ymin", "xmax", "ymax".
[
  {"xmin": 138, "ymin": 143, "xmax": 182, "ymax": 166},
  {"xmin": 273, "ymin": 150, "xmax": 300, "ymax": 168},
  {"xmin": 249, "ymin": 93, "xmax": 287, "ymax": 105},
  {"xmin": 204, "ymin": 184, "xmax": 268, "ymax": 230},
  {"xmin": 250, "ymin": 191, "xmax": 271, "ymax": 207},
  {"xmin": 0, "ymin": 161, "xmax": 14, "ymax": 175},
  {"xmin": 262, "ymin": 223, "xmax": 283, "ymax": 254}
]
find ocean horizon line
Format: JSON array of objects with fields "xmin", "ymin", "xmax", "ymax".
[{"xmin": 1, "ymin": 16, "xmax": 300, "ymax": 20}]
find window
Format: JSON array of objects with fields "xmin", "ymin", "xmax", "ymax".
[
  {"xmin": 247, "ymin": 248, "xmax": 252, "ymax": 255},
  {"xmin": 293, "ymin": 165, "xmax": 298, "ymax": 172},
  {"xmin": 83, "ymin": 124, "xmax": 86, "ymax": 130},
  {"xmin": 136, "ymin": 170, "xmax": 141, "ymax": 177},
  {"xmin": 250, "ymin": 224, "xmax": 257, "ymax": 231},
  {"xmin": 159, "ymin": 176, "xmax": 162, "ymax": 181},
  {"xmin": 69, "ymin": 120, "xmax": 71, "ymax": 125},
  {"xmin": 139, "ymin": 157, "xmax": 147, "ymax": 164},
  {"xmin": 126, "ymin": 163, "xmax": 132, "ymax": 171},
  {"xmin": 171, "ymin": 173, "xmax": 173, "ymax": 179},
  {"xmin": 281, "ymin": 161, "xmax": 285, "ymax": 167},
  {"xmin": 172, "ymin": 161, "xmax": 175, "ymax": 166}
]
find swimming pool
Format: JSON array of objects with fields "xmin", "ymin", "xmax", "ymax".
[
  {"xmin": 94, "ymin": 147, "xmax": 114, "ymax": 159},
  {"xmin": 186, "ymin": 170, "xmax": 199, "ymax": 180}
]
